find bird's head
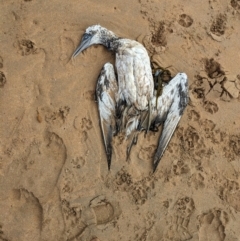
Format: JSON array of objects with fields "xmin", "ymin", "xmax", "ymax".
[{"xmin": 72, "ymin": 25, "xmax": 118, "ymax": 58}]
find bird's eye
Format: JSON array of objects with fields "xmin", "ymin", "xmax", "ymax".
[{"xmin": 82, "ymin": 33, "xmax": 91, "ymax": 40}]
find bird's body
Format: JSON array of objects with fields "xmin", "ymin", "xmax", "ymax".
[
  {"xmin": 72, "ymin": 25, "xmax": 154, "ymax": 115},
  {"xmin": 115, "ymin": 39, "xmax": 153, "ymax": 110},
  {"xmin": 72, "ymin": 25, "xmax": 189, "ymax": 172}
]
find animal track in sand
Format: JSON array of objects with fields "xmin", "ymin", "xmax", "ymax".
[
  {"xmin": 204, "ymin": 58, "xmax": 225, "ymax": 79},
  {"xmin": 188, "ymin": 172, "xmax": 205, "ymax": 190},
  {"xmin": 41, "ymin": 106, "xmax": 70, "ymax": 126},
  {"xmin": 231, "ymin": 0, "xmax": 240, "ymax": 11},
  {"xmin": 203, "ymin": 100, "xmax": 218, "ymax": 114},
  {"xmin": 183, "ymin": 126, "xmax": 201, "ymax": 150},
  {"xmin": 0, "ymin": 71, "xmax": 6, "ymax": 88},
  {"xmin": 215, "ymin": 176, "xmax": 240, "ymax": 211},
  {"xmin": 130, "ymin": 176, "xmax": 156, "ymax": 205},
  {"xmin": 190, "ymin": 74, "xmax": 209, "ymax": 97},
  {"xmin": 200, "ymin": 119, "xmax": 225, "ymax": 144},
  {"xmin": 80, "ymin": 117, "xmax": 93, "ymax": 130},
  {"xmin": 74, "ymin": 116, "xmax": 93, "ymax": 131},
  {"xmin": 163, "ymin": 197, "xmax": 195, "ymax": 241},
  {"xmin": 74, "ymin": 117, "xmax": 93, "ymax": 142},
  {"xmin": 131, "ymin": 185, "xmax": 148, "ymax": 205},
  {"xmin": 192, "ymin": 87, "xmax": 205, "ymax": 99},
  {"xmin": 188, "ymin": 109, "xmax": 201, "ymax": 122},
  {"xmin": 225, "ymin": 180, "xmax": 240, "ymax": 211},
  {"xmin": 151, "ymin": 21, "xmax": 167, "ymax": 47},
  {"xmin": 0, "ymin": 56, "xmax": 3, "ymax": 68},
  {"xmin": 0, "ymin": 224, "xmax": 9, "ymax": 241},
  {"xmin": 116, "ymin": 167, "xmax": 133, "ymax": 188},
  {"xmin": 17, "ymin": 39, "xmax": 39, "ymax": 56},
  {"xmin": 71, "ymin": 156, "xmax": 86, "ymax": 169},
  {"xmin": 198, "ymin": 209, "xmax": 228, "ymax": 241},
  {"xmin": 178, "ymin": 14, "xmax": 193, "ymax": 28},
  {"xmin": 138, "ymin": 145, "xmax": 155, "ymax": 161},
  {"xmin": 172, "ymin": 160, "xmax": 190, "ymax": 176},
  {"xmin": 200, "ymin": 119, "xmax": 216, "ymax": 138},
  {"xmin": 228, "ymin": 134, "xmax": 240, "ymax": 157},
  {"xmin": 223, "ymin": 134, "xmax": 240, "ymax": 161},
  {"xmin": 210, "ymin": 14, "xmax": 227, "ymax": 36},
  {"xmin": 114, "ymin": 168, "xmax": 156, "ymax": 205},
  {"xmin": 83, "ymin": 90, "xmax": 96, "ymax": 101}
]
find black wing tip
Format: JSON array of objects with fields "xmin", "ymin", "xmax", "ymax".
[
  {"xmin": 153, "ymin": 160, "xmax": 159, "ymax": 173},
  {"xmin": 106, "ymin": 150, "xmax": 112, "ymax": 170},
  {"xmin": 153, "ymin": 151, "xmax": 164, "ymax": 173}
]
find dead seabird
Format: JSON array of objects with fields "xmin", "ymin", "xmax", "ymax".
[
  {"xmin": 72, "ymin": 25, "xmax": 154, "ymax": 133},
  {"xmin": 95, "ymin": 62, "xmax": 188, "ymax": 172},
  {"xmin": 72, "ymin": 25, "xmax": 188, "ymax": 171}
]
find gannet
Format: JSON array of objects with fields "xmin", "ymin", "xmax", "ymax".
[
  {"xmin": 95, "ymin": 62, "xmax": 188, "ymax": 172},
  {"xmin": 72, "ymin": 25, "xmax": 154, "ymax": 133}
]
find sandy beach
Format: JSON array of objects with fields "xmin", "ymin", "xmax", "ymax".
[{"xmin": 0, "ymin": 0, "xmax": 240, "ymax": 240}]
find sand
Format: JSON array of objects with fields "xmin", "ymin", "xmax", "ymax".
[{"xmin": 0, "ymin": 0, "xmax": 240, "ymax": 240}]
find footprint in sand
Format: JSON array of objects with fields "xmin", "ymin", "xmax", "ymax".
[
  {"xmin": 42, "ymin": 106, "xmax": 70, "ymax": 126},
  {"xmin": 74, "ymin": 116, "xmax": 93, "ymax": 142},
  {"xmin": 198, "ymin": 209, "xmax": 228, "ymax": 241},
  {"xmin": 62, "ymin": 195, "xmax": 121, "ymax": 240},
  {"xmin": 184, "ymin": 126, "xmax": 201, "ymax": 150},
  {"xmin": 59, "ymin": 35, "xmax": 75, "ymax": 64},
  {"xmin": 17, "ymin": 39, "xmax": 39, "ymax": 56},
  {"xmin": 138, "ymin": 145, "xmax": 155, "ymax": 161},
  {"xmin": 3, "ymin": 188, "xmax": 43, "ymax": 241},
  {"xmin": 151, "ymin": 21, "xmax": 167, "ymax": 47},
  {"xmin": 83, "ymin": 90, "xmax": 96, "ymax": 101},
  {"xmin": 228, "ymin": 134, "xmax": 240, "ymax": 158},
  {"xmin": 0, "ymin": 55, "xmax": 3, "ymax": 68},
  {"xmin": 188, "ymin": 172, "xmax": 205, "ymax": 190},
  {"xmin": 188, "ymin": 109, "xmax": 201, "ymax": 122},
  {"xmin": 203, "ymin": 100, "xmax": 218, "ymax": 114},
  {"xmin": 210, "ymin": 14, "xmax": 227, "ymax": 37},
  {"xmin": 178, "ymin": 14, "xmax": 193, "ymax": 28},
  {"xmin": 204, "ymin": 58, "xmax": 225, "ymax": 79},
  {"xmin": 0, "ymin": 223, "xmax": 9, "ymax": 241},
  {"xmin": 0, "ymin": 71, "xmax": 6, "ymax": 88},
  {"xmin": 172, "ymin": 160, "xmax": 190, "ymax": 176},
  {"xmin": 163, "ymin": 197, "xmax": 195, "ymax": 241},
  {"xmin": 230, "ymin": 0, "xmax": 240, "ymax": 11}
]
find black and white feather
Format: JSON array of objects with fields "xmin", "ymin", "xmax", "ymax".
[
  {"xmin": 95, "ymin": 63, "xmax": 118, "ymax": 170},
  {"xmin": 72, "ymin": 25, "xmax": 154, "ymax": 132},
  {"xmin": 95, "ymin": 63, "xmax": 188, "ymax": 171},
  {"xmin": 150, "ymin": 73, "xmax": 188, "ymax": 172},
  {"xmin": 73, "ymin": 25, "xmax": 189, "ymax": 172}
]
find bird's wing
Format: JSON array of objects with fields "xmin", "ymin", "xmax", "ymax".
[
  {"xmin": 96, "ymin": 63, "xmax": 118, "ymax": 170},
  {"xmin": 153, "ymin": 73, "xmax": 189, "ymax": 172}
]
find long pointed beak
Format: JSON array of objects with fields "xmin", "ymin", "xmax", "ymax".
[{"xmin": 72, "ymin": 33, "xmax": 92, "ymax": 58}]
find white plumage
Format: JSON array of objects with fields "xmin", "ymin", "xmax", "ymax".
[
  {"xmin": 72, "ymin": 25, "xmax": 189, "ymax": 172},
  {"xmin": 72, "ymin": 25, "xmax": 153, "ymax": 120},
  {"xmin": 115, "ymin": 40, "xmax": 153, "ymax": 110}
]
